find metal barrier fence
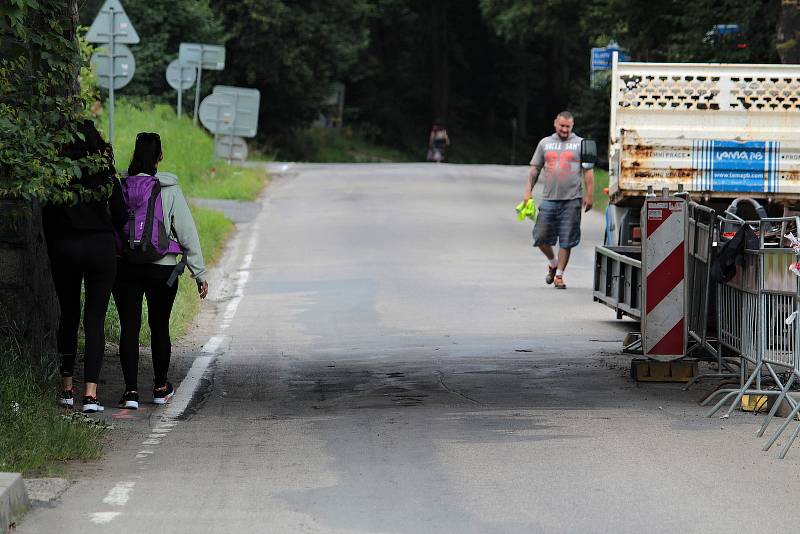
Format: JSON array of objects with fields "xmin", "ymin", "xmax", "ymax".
[
  {"xmin": 683, "ymin": 202, "xmax": 742, "ymax": 389},
  {"xmin": 685, "ymin": 204, "xmax": 721, "ymax": 356},
  {"xmin": 704, "ymin": 216, "xmax": 800, "ymax": 458},
  {"xmin": 593, "ymin": 246, "xmax": 641, "ymax": 320}
]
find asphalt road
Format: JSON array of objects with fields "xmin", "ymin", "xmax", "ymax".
[{"xmin": 19, "ymin": 163, "xmax": 800, "ymax": 533}]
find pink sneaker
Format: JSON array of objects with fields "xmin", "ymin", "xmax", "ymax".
[{"xmin": 554, "ymin": 274, "xmax": 567, "ymax": 289}]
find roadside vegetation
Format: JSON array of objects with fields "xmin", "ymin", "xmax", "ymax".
[
  {"xmin": 281, "ymin": 127, "xmax": 416, "ymax": 163},
  {"xmin": 594, "ymin": 169, "xmax": 610, "ymax": 213},
  {"xmin": 98, "ymin": 100, "xmax": 259, "ymax": 343},
  {"xmin": 0, "ymin": 340, "xmax": 106, "ymax": 474},
  {"xmin": 101, "ymin": 100, "xmax": 265, "ymax": 200},
  {"xmin": 0, "ymin": 101, "xmax": 263, "ymax": 475}
]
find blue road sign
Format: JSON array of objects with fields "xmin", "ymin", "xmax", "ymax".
[
  {"xmin": 713, "ymin": 24, "xmax": 740, "ymax": 36},
  {"xmin": 591, "ymin": 47, "xmax": 630, "ymax": 71}
]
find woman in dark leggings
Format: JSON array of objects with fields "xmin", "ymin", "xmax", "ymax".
[
  {"xmin": 43, "ymin": 120, "xmax": 125, "ymax": 413},
  {"xmin": 114, "ymin": 132, "xmax": 208, "ymax": 410}
]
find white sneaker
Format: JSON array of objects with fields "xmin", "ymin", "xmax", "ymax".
[{"xmin": 82, "ymin": 396, "xmax": 105, "ymax": 413}]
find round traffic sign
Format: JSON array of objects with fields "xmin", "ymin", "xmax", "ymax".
[
  {"xmin": 198, "ymin": 93, "xmax": 237, "ymax": 134},
  {"xmin": 165, "ymin": 60, "xmax": 196, "ymax": 91},
  {"xmin": 91, "ymin": 44, "xmax": 135, "ymax": 90}
]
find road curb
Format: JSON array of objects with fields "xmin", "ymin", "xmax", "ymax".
[{"xmin": 0, "ymin": 473, "xmax": 29, "ymax": 533}]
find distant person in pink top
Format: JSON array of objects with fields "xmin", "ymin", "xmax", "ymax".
[{"xmin": 427, "ymin": 119, "xmax": 450, "ymax": 162}]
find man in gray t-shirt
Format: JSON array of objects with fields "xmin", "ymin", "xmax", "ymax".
[{"xmin": 523, "ymin": 111, "xmax": 594, "ymax": 289}]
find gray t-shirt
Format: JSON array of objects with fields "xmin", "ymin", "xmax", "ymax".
[{"xmin": 530, "ymin": 133, "xmax": 584, "ymax": 200}]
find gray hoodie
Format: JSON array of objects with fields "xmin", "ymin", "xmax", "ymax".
[{"xmin": 151, "ymin": 172, "xmax": 207, "ymax": 283}]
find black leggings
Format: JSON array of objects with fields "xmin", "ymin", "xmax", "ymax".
[
  {"xmin": 47, "ymin": 231, "xmax": 117, "ymax": 383},
  {"xmin": 113, "ymin": 261, "xmax": 179, "ymax": 392}
]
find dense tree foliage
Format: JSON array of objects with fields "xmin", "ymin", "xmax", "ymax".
[
  {"xmin": 1, "ymin": 0, "xmax": 87, "ymax": 201},
  {"xmin": 0, "ymin": 0, "xmax": 82, "ymax": 358},
  {"xmin": 208, "ymin": 0, "xmax": 372, "ymax": 150},
  {"xmin": 345, "ymin": 0, "xmax": 784, "ymax": 161},
  {"xmin": 47, "ymin": 0, "xmax": 800, "ymax": 164}
]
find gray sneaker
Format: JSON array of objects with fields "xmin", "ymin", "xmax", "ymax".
[{"xmin": 545, "ymin": 265, "xmax": 557, "ymax": 285}]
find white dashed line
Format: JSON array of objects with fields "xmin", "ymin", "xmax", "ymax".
[
  {"xmin": 102, "ymin": 482, "xmax": 135, "ymax": 506},
  {"xmin": 89, "ymin": 208, "xmax": 261, "ymax": 525},
  {"xmin": 89, "ymin": 511, "xmax": 121, "ymax": 524}
]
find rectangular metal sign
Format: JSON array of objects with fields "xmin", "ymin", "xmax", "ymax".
[
  {"xmin": 591, "ymin": 48, "xmax": 630, "ymax": 70},
  {"xmin": 179, "ymin": 43, "xmax": 225, "ymax": 71},
  {"xmin": 212, "ymin": 86, "xmax": 260, "ymax": 138}
]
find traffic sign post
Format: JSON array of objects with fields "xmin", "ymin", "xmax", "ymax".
[
  {"xmin": 86, "ymin": 0, "xmax": 139, "ymax": 145},
  {"xmin": 165, "ymin": 60, "xmax": 197, "ymax": 118},
  {"xmin": 199, "ymin": 92, "xmax": 237, "ymax": 163},
  {"xmin": 179, "ymin": 43, "xmax": 225, "ymax": 125},
  {"xmin": 590, "ymin": 42, "xmax": 630, "ymax": 88},
  {"xmin": 208, "ymin": 86, "xmax": 260, "ymax": 163},
  {"xmin": 214, "ymin": 136, "xmax": 248, "ymax": 162}
]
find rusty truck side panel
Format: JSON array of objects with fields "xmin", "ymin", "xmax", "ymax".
[{"xmin": 608, "ymin": 60, "xmax": 800, "ymax": 207}]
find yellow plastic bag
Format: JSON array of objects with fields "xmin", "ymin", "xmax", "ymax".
[{"xmin": 515, "ymin": 199, "xmax": 537, "ymax": 221}]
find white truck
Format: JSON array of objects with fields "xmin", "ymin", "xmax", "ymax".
[{"xmin": 595, "ymin": 57, "xmax": 800, "ymax": 319}]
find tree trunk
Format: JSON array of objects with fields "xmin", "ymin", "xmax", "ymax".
[
  {"xmin": 0, "ymin": 0, "xmax": 79, "ymax": 363},
  {"xmin": 431, "ymin": 0, "xmax": 450, "ymax": 122},
  {"xmin": 514, "ymin": 39, "xmax": 529, "ymax": 148},
  {"xmin": 777, "ymin": 0, "xmax": 800, "ymax": 64},
  {"xmin": 0, "ymin": 201, "xmax": 59, "ymax": 361}
]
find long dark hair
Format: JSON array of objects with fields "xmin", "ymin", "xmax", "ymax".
[
  {"xmin": 62, "ymin": 119, "xmax": 115, "ymax": 189},
  {"xmin": 128, "ymin": 132, "xmax": 161, "ymax": 176}
]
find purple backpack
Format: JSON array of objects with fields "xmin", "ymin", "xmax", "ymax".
[{"xmin": 120, "ymin": 174, "xmax": 182, "ymax": 263}]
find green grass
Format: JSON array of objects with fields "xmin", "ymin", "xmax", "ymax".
[
  {"xmin": 167, "ymin": 205, "xmax": 232, "ymax": 339},
  {"xmin": 99, "ymin": 100, "xmax": 266, "ymax": 200},
  {"xmin": 0, "ymin": 344, "xmax": 107, "ymax": 475},
  {"xmin": 286, "ymin": 127, "xmax": 416, "ymax": 163},
  {"xmin": 593, "ymin": 168, "xmax": 610, "ymax": 213}
]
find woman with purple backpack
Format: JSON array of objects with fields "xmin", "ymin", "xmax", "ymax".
[{"xmin": 113, "ymin": 132, "xmax": 209, "ymax": 410}]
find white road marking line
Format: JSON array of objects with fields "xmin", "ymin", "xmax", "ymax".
[
  {"xmin": 93, "ymin": 200, "xmax": 261, "ymax": 525},
  {"xmin": 89, "ymin": 512, "xmax": 121, "ymax": 523},
  {"xmin": 102, "ymin": 482, "xmax": 135, "ymax": 506},
  {"xmin": 202, "ymin": 335, "xmax": 225, "ymax": 354},
  {"xmin": 159, "ymin": 355, "xmax": 213, "ymax": 420},
  {"xmin": 156, "ymin": 220, "xmax": 258, "ymax": 423}
]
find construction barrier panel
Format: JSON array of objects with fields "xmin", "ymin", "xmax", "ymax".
[{"xmin": 641, "ymin": 197, "xmax": 687, "ymax": 360}]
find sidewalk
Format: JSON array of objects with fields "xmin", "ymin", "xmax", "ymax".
[{"xmin": 0, "ymin": 473, "xmax": 28, "ymax": 533}]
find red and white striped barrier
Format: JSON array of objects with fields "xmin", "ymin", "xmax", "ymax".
[{"xmin": 641, "ymin": 198, "xmax": 687, "ymax": 360}]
